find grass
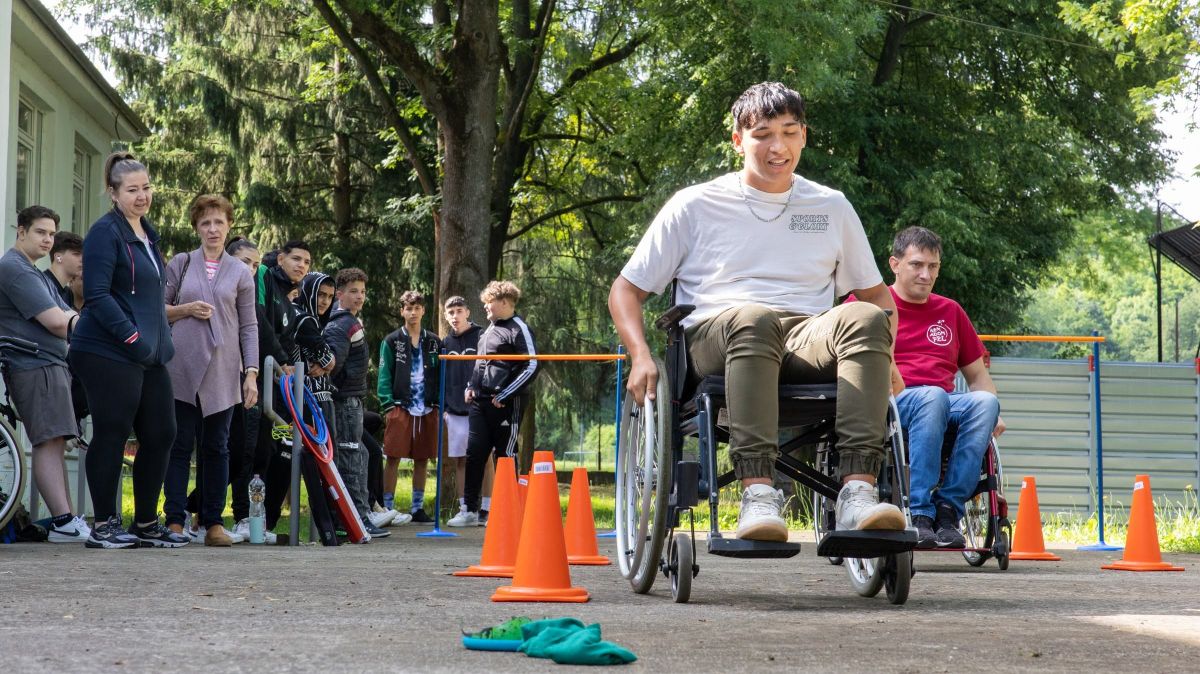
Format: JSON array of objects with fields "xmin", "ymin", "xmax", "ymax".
[
  {"xmin": 1041, "ymin": 488, "xmax": 1200, "ymax": 553},
  {"xmin": 116, "ymin": 467, "xmax": 1200, "ymax": 553}
]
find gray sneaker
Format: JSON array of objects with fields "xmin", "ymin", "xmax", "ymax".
[
  {"xmin": 835, "ymin": 480, "xmax": 906, "ymax": 531},
  {"xmin": 736, "ymin": 484, "xmax": 788, "ymax": 541}
]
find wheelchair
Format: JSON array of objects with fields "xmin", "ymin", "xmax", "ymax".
[
  {"xmin": 912, "ymin": 428, "xmax": 1011, "ymax": 570},
  {"xmin": 615, "ymin": 304, "xmax": 918, "ymax": 605}
]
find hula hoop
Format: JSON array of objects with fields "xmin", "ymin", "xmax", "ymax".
[{"xmin": 279, "ymin": 374, "xmax": 332, "ymax": 463}]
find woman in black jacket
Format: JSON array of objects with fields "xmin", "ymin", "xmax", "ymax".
[{"xmin": 70, "ymin": 151, "xmax": 188, "ymax": 549}]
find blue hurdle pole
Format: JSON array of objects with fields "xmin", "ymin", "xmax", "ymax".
[
  {"xmin": 418, "ymin": 353, "xmax": 457, "ymax": 538},
  {"xmin": 598, "ymin": 344, "xmax": 623, "ymax": 539},
  {"xmin": 1079, "ymin": 330, "xmax": 1121, "ymax": 551}
]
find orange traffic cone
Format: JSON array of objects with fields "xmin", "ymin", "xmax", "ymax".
[
  {"xmin": 1010, "ymin": 476, "xmax": 1062, "ymax": 561},
  {"xmin": 492, "ymin": 451, "xmax": 589, "ymax": 603},
  {"xmin": 454, "ymin": 457, "xmax": 521, "ymax": 578},
  {"xmin": 1102, "ymin": 475, "xmax": 1184, "ymax": 572},
  {"xmin": 517, "ymin": 473, "xmax": 529, "ymax": 510},
  {"xmin": 564, "ymin": 467, "xmax": 611, "ymax": 565}
]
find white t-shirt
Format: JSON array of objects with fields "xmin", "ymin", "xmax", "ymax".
[{"xmin": 621, "ymin": 172, "xmax": 882, "ymax": 327}]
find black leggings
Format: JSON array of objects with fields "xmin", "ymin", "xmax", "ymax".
[
  {"xmin": 362, "ymin": 410, "xmax": 384, "ymax": 509},
  {"xmin": 71, "ymin": 351, "xmax": 177, "ymax": 523}
]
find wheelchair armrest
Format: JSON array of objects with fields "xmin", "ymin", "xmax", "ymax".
[{"xmin": 654, "ymin": 304, "xmax": 696, "ymax": 332}]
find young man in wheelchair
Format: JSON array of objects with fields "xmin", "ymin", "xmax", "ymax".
[
  {"xmin": 883, "ymin": 227, "xmax": 1005, "ymax": 548},
  {"xmin": 609, "ymin": 82, "xmax": 906, "ymax": 543}
]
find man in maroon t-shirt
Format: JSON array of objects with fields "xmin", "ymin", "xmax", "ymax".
[{"xmin": 888, "ymin": 227, "xmax": 1005, "ymax": 549}]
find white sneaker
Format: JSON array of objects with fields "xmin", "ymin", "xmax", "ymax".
[
  {"xmin": 189, "ymin": 526, "xmax": 206, "ymax": 544},
  {"xmin": 835, "ymin": 480, "xmax": 906, "ymax": 531},
  {"xmin": 388, "ymin": 511, "xmax": 412, "ymax": 526},
  {"xmin": 446, "ymin": 509, "xmax": 479, "ymax": 527},
  {"xmin": 369, "ymin": 510, "xmax": 395, "ymax": 528},
  {"xmin": 735, "ymin": 484, "xmax": 788, "ymax": 541},
  {"xmin": 48, "ymin": 515, "xmax": 91, "ymax": 543}
]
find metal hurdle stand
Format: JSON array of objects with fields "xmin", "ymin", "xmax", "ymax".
[
  {"xmin": 1077, "ymin": 330, "xmax": 1122, "ymax": 551},
  {"xmin": 261, "ymin": 355, "xmax": 306, "ymax": 547},
  {"xmin": 417, "ymin": 352, "xmax": 457, "ymax": 538},
  {"xmin": 597, "ymin": 344, "xmax": 623, "ymax": 539}
]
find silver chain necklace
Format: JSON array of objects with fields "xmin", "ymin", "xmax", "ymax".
[{"xmin": 738, "ymin": 173, "xmax": 795, "ymax": 223}]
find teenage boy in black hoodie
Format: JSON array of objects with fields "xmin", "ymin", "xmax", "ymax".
[
  {"xmin": 378, "ymin": 290, "xmax": 442, "ymax": 523},
  {"xmin": 440, "ymin": 295, "xmax": 489, "ymax": 522},
  {"xmin": 448, "ymin": 281, "xmax": 538, "ymax": 527}
]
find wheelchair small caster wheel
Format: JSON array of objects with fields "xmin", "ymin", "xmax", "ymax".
[
  {"xmin": 828, "ymin": 556, "xmax": 844, "ymax": 566},
  {"xmin": 669, "ymin": 533, "xmax": 693, "ymax": 603},
  {"xmin": 995, "ymin": 525, "xmax": 1011, "ymax": 571},
  {"xmin": 884, "ymin": 551, "xmax": 912, "ymax": 605}
]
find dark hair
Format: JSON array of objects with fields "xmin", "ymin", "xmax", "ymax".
[
  {"xmin": 50, "ymin": 230, "xmax": 83, "ymax": 257},
  {"xmin": 262, "ymin": 250, "xmax": 279, "ymax": 268},
  {"xmin": 225, "ymin": 235, "xmax": 258, "ymax": 257},
  {"xmin": 279, "ymin": 240, "xmax": 310, "ymax": 256},
  {"xmin": 335, "ymin": 267, "xmax": 368, "ymax": 289},
  {"xmin": 16, "ymin": 205, "xmax": 60, "ymax": 231},
  {"xmin": 400, "ymin": 290, "xmax": 425, "ymax": 307},
  {"xmin": 444, "ymin": 295, "xmax": 467, "ymax": 309},
  {"xmin": 731, "ymin": 82, "xmax": 806, "ymax": 132},
  {"xmin": 891, "ymin": 226, "xmax": 943, "ymax": 258},
  {"xmin": 189, "ymin": 193, "xmax": 234, "ymax": 228},
  {"xmin": 103, "ymin": 150, "xmax": 148, "ymax": 190}
]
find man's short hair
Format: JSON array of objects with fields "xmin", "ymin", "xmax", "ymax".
[
  {"xmin": 891, "ymin": 226, "xmax": 943, "ymax": 258},
  {"xmin": 280, "ymin": 240, "xmax": 310, "ymax": 256},
  {"xmin": 17, "ymin": 205, "xmax": 60, "ymax": 231},
  {"xmin": 50, "ymin": 230, "xmax": 83, "ymax": 258},
  {"xmin": 189, "ymin": 194, "xmax": 234, "ymax": 228},
  {"xmin": 335, "ymin": 267, "xmax": 368, "ymax": 289},
  {"xmin": 444, "ymin": 295, "xmax": 467, "ymax": 309},
  {"xmin": 480, "ymin": 280, "xmax": 520, "ymax": 304},
  {"xmin": 400, "ymin": 290, "xmax": 425, "ymax": 307},
  {"xmin": 731, "ymin": 82, "xmax": 806, "ymax": 132}
]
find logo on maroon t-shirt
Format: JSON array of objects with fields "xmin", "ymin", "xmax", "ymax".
[{"xmin": 927, "ymin": 320, "xmax": 953, "ymax": 346}]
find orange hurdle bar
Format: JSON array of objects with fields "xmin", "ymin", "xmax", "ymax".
[
  {"xmin": 977, "ymin": 335, "xmax": 1105, "ymax": 343},
  {"xmin": 439, "ymin": 354, "xmax": 626, "ymax": 361}
]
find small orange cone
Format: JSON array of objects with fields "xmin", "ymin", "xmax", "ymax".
[
  {"xmin": 1010, "ymin": 476, "xmax": 1062, "ymax": 561},
  {"xmin": 564, "ymin": 467, "xmax": 611, "ymax": 565},
  {"xmin": 453, "ymin": 457, "xmax": 521, "ymax": 578},
  {"xmin": 492, "ymin": 451, "xmax": 589, "ymax": 603},
  {"xmin": 1102, "ymin": 475, "xmax": 1184, "ymax": 572}
]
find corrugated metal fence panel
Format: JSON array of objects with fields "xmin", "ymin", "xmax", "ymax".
[
  {"xmin": 988, "ymin": 358, "xmax": 1199, "ymax": 514},
  {"xmin": 989, "ymin": 359, "xmax": 1093, "ymax": 512},
  {"xmin": 1097, "ymin": 362, "xmax": 1198, "ymax": 506}
]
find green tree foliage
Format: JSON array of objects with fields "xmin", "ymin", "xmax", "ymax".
[{"xmin": 61, "ymin": 0, "xmax": 1199, "ymax": 450}]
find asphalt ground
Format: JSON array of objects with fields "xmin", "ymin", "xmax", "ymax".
[{"xmin": 1, "ymin": 528, "xmax": 1197, "ymax": 673}]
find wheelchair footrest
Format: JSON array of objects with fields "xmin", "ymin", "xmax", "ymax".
[
  {"xmin": 707, "ymin": 536, "xmax": 801, "ymax": 558},
  {"xmin": 816, "ymin": 529, "xmax": 917, "ymax": 558}
]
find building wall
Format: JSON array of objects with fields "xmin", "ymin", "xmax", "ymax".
[{"xmin": 4, "ymin": 0, "xmax": 137, "ymax": 248}]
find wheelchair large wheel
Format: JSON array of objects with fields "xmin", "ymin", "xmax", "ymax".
[
  {"xmin": 962, "ymin": 492, "xmax": 994, "ymax": 567},
  {"xmin": 844, "ymin": 556, "xmax": 885, "ymax": 597},
  {"xmin": 0, "ymin": 417, "xmax": 26, "ymax": 532},
  {"xmin": 615, "ymin": 357, "xmax": 671, "ymax": 594}
]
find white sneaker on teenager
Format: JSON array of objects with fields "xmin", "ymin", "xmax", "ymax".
[
  {"xmin": 388, "ymin": 510, "xmax": 412, "ymax": 526},
  {"xmin": 446, "ymin": 508, "xmax": 479, "ymax": 527},
  {"xmin": 233, "ymin": 518, "xmax": 277, "ymax": 544},
  {"xmin": 735, "ymin": 484, "xmax": 788, "ymax": 541},
  {"xmin": 48, "ymin": 515, "xmax": 91, "ymax": 543},
  {"xmin": 369, "ymin": 510, "xmax": 396, "ymax": 528},
  {"xmin": 834, "ymin": 479, "xmax": 906, "ymax": 531}
]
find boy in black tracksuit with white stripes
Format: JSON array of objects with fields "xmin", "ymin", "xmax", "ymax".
[{"xmin": 449, "ymin": 281, "xmax": 538, "ymax": 527}]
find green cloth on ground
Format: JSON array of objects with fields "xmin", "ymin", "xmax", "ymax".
[
  {"xmin": 466, "ymin": 616, "xmax": 532, "ymax": 642},
  {"xmin": 519, "ymin": 618, "xmax": 637, "ymax": 665}
]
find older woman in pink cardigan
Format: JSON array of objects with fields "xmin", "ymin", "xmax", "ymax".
[{"xmin": 161, "ymin": 194, "xmax": 258, "ymax": 546}]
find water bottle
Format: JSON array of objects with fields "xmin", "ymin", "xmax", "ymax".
[{"xmin": 248, "ymin": 474, "xmax": 266, "ymax": 544}]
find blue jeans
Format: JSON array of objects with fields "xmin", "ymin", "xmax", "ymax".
[{"xmin": 897, "ymin": 386, "xmax": 999, "ymax": 520}]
